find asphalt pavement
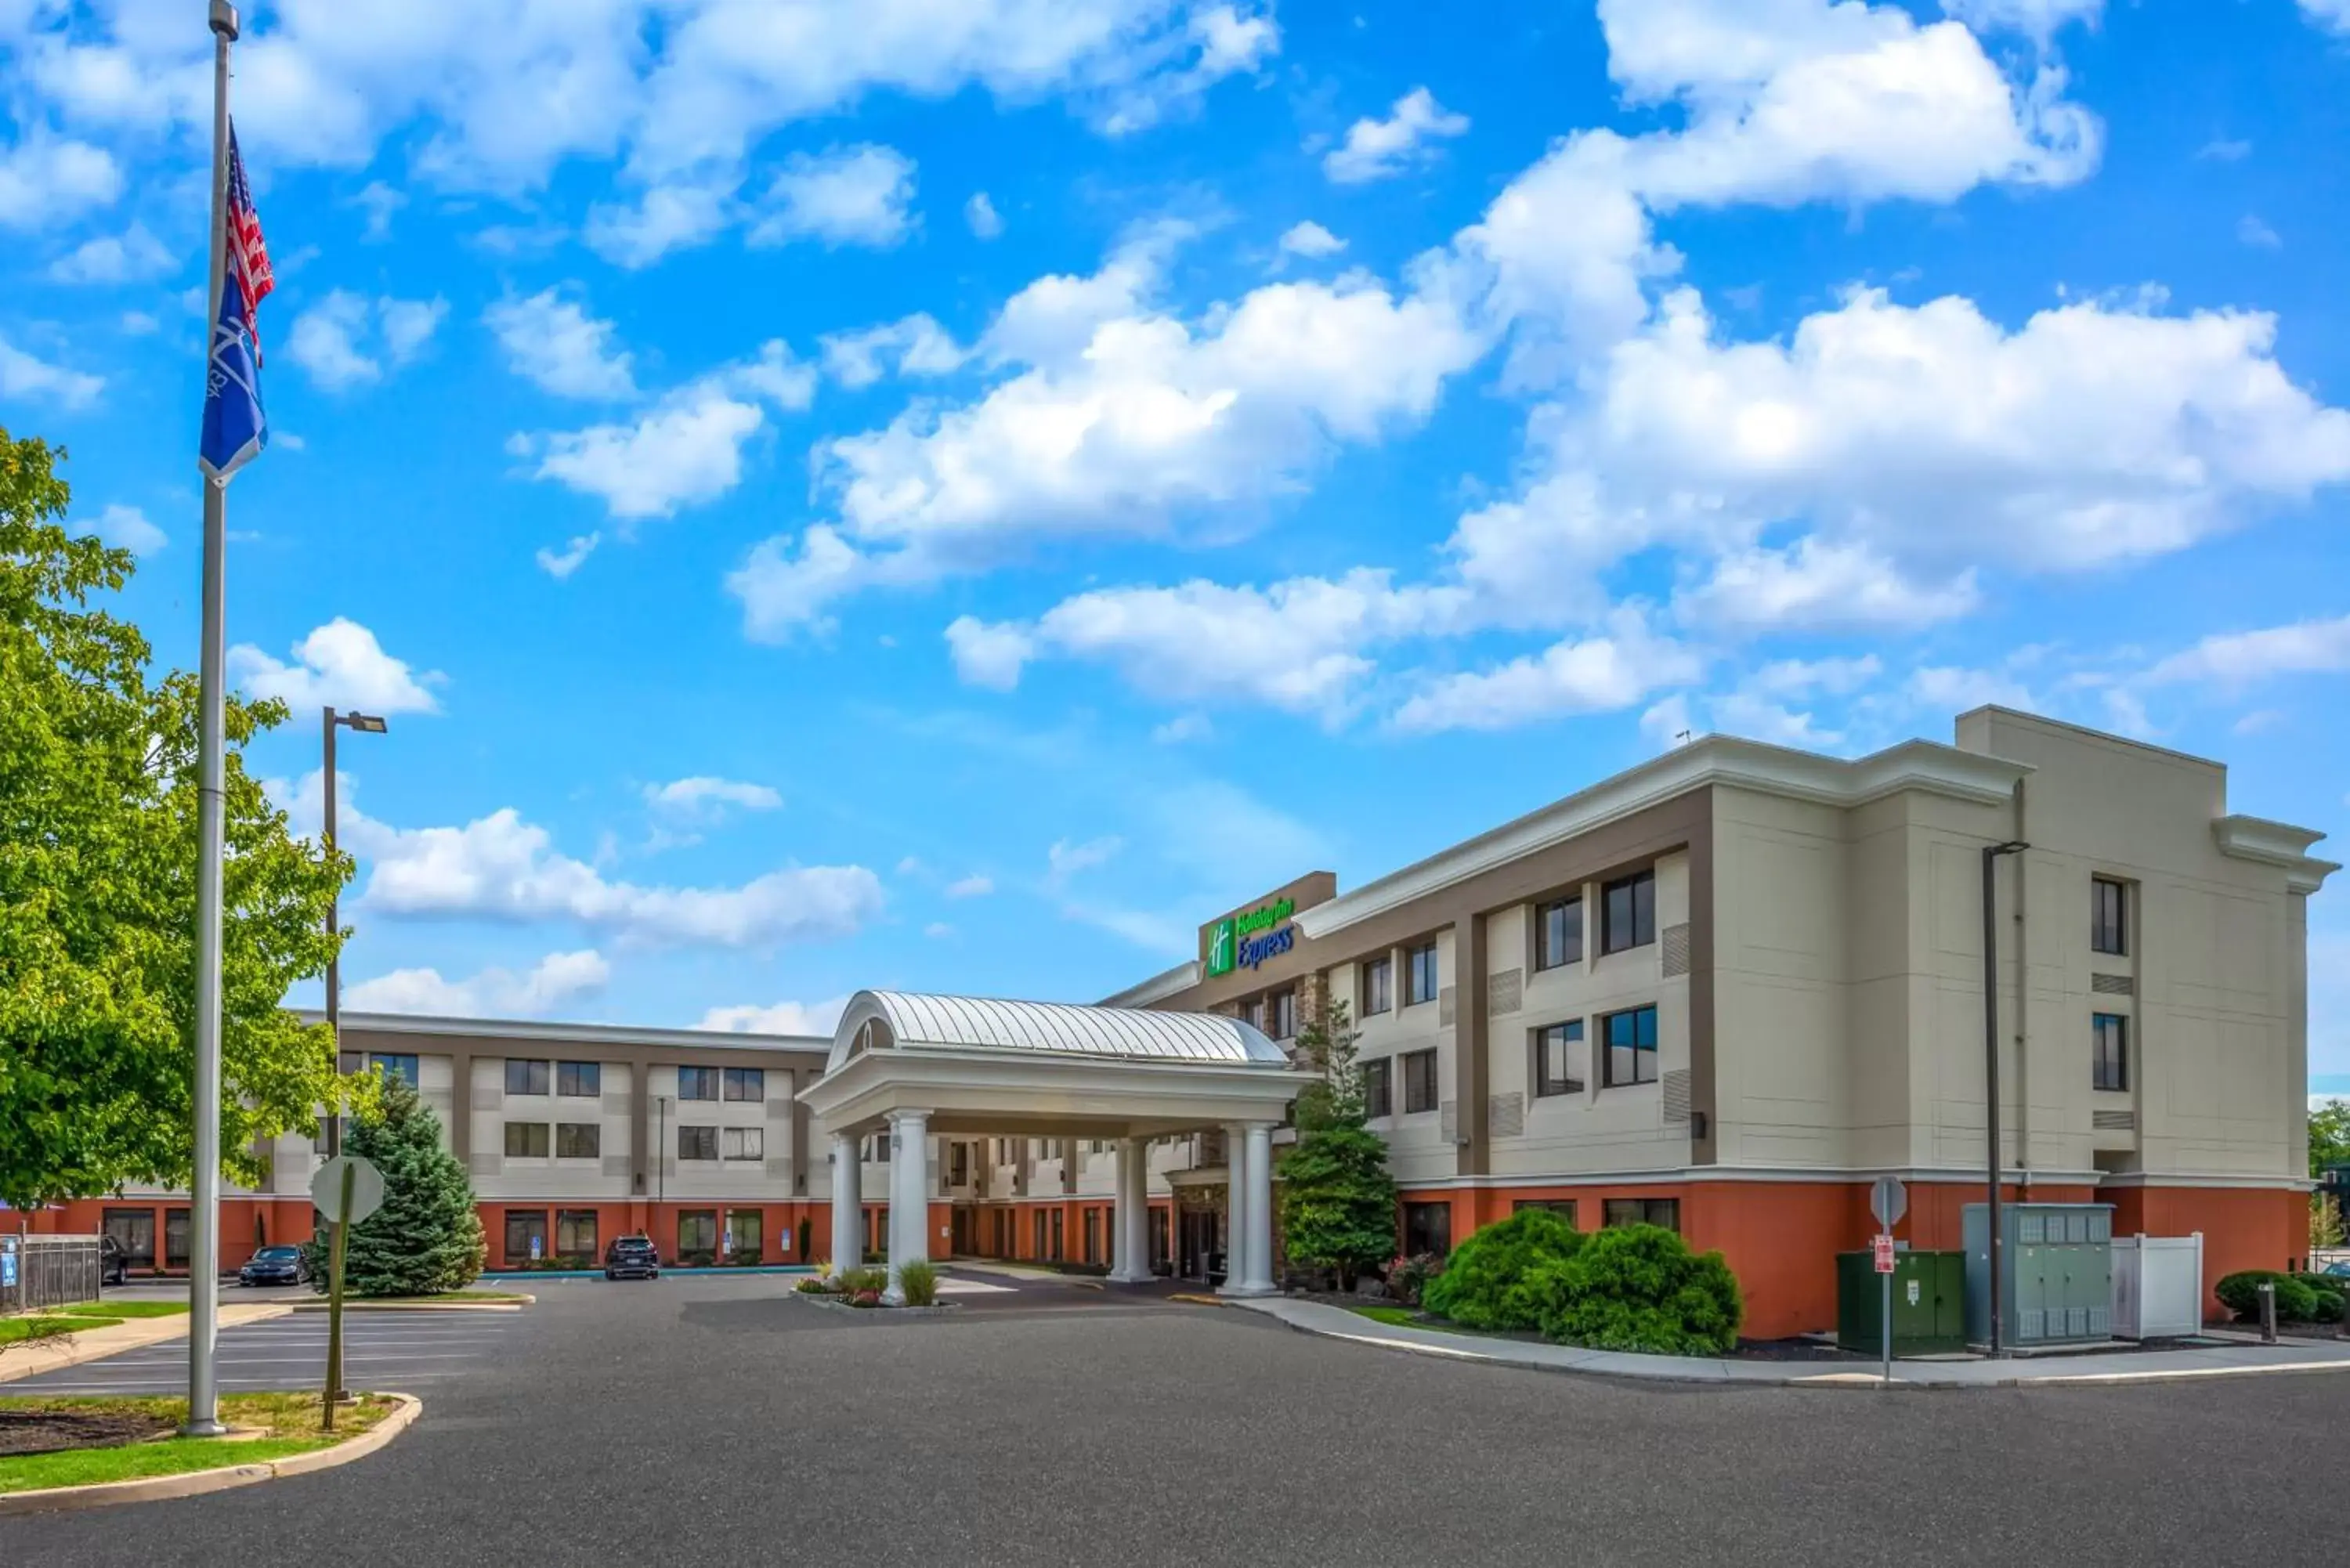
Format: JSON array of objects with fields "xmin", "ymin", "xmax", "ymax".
[
  {"xmin": 4, "ymin": 1310, "xmax": 517, "ymax": 1396},
  {"xmin": 2, "ymin": 1269, "xmax": 2340, "ymax": 1566}
]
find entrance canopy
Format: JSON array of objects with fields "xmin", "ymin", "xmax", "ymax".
[{"xmin": 799, "ymin": 990, "xmax": 1302, "ymax": 1139}]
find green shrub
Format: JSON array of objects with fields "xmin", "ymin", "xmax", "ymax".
[
  {"xmin": 898, "ymin": 1260, "xmax": 940, "ymax": 1306},
  {"xmin": 1534, "ymin": 1224, "xmax": 1744, "ymax": 1356},
  {"xmin": 2291, "ymin": 1275, "xmax": 2346, "ymax": 1323},
  {"xmin": 2217, "ymin": 1270, "xmax": 2323, "ymax": 1324},
  {"xmin": 1383, "ymin": 1252, "xmax": 1445, "ymax": 1308},
  {"xmin": 1421, "ymin": 1209, "xmax": 1583, "ymax": 1331}
]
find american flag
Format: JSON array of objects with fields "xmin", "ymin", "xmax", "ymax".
[{"xmin": 226, "ymin": 124, "xmax": 273, "ymax": 345}]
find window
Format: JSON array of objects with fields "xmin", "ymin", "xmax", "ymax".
[
  {"xmin": 2092, "ymin": 877, "xmax": 2128, "ymax": 957},
  {"xmin": 555, "ymin": 1122, "xmax": 600, "ymax": 1159},
  {"xmin": 1402, "ymin": 1048, "xmax": 1440, "ymax": 1115},
  {"xmin": 1402, "ymin": 1202, "xmax": 1452, "ymax": 1257},
  {"xmin": 369, "ymin": 1053, "xmax": 419, "ymax": 1088},
  {"xmin": 1602, "ymin": 1005, "xmax": 1660, "ymax": 1087},
  {"xmin": 557, "ymin": 1060, "xmax": 600, "ymax": 1097},
  {"xmin": 103, "ymin": 1209, "xmax": 156, "ymax": 1269},
  {"xmin": 678, "ymin": 1210, "xmax": 717, "ymax": 1258},
  {"xmin": 504, "ymin": 1122, "xmax": 551, "ymax": 1158},
  {"xmin": 2093, "ymin": 1013, "xmax": 2129, "ymax": 1092},
  {"xmin": 1268, "ymin": 988, "xmax": 1297, "ymax": 1041},
  {"xmin": 504, "ymin": 1058, "xmax": 551, "ymax": 1096},
  {"xmin": 1601, "ymin": 870, "xmax": 1656, "ymax": 954},
  {"xmin": 726, "ymin": 1210, "xmax": 761, "ymax": 1258},
  {"xmin": 164, "ymin": 1208, "xmax": 190, "ymax": 1270},
  {"xmin": 1536, "ymin": 897, "xmax": 1584, "ymax": 970},
  {"xmin": 678, "ymin": 1124, "xmax": 719, "ymax": 1162},
  {"xmin": 722, "ymin": 1126, "xmax": 764, "ymax": 1162},
  {"xmin": 1603, "ymin": 1198, "xmax": 1679, "ymax": 1232},
  {"xmin": 677, "ymin": 1066, "xmax": 719, "ymax": 1100},
  {"xmin": 1405, "ymin": 941, "xmax": 1440, "ymax": 1006},
  {"xmin": 862, "ymin": 1133, "xmax": 891, "ymax": 1163},
  {"xmin": 1241, "ymin": 997, "xmax": 1267, "ymax": 1032},
  {"xmin": 1535, "ymin": 1021, "xmax": 1585, "ymax": 1098},
  {"xmin": 555, "ymin": 1209, "xmax": 598, "ymax": 1263},
  {"xmin": 723, "ymin": 1066, "xmax": 765, "ymax": 1102},
  {"xmin": 1361, "ymin": 955, "xmax": 1393, "ymax": 1016},
  {"xmin": 1033, "ymin": 1210, "xmax": 1047, "ymax": 1259},
  {"xmin": 1050, "ymin": 1208, "xmax": 1065, "ymax": 1261},
  {"xmin": 1083, "ymin": 1207, "xmax": 1101, "ymax": 1265},
  {"xmin": 949, "ymin": 1143, "xmax": 970, "ymax": 1185},
  {"xmin": 504, "ymin": 1209, "xmax": 548, "ymax": 1264},
  {"xmin": 1364, "ymin": 1057, "xmax": 1394, "ymax": 1119},
  {"xmin": 1513, "ymin": 1199, "xmax": 1579, "ymax": 1227}
]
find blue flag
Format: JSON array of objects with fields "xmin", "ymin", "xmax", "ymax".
[{"xmin": 198, "ymin": 269, "xmax": 266, "ymax": 482}]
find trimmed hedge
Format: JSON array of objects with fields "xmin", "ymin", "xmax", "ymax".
[
  {"xmin": 1530, "ymin": 1224, "xmax": 1744, "ymax": 1356},
  {"xmin": 2294, "ymin": 1274, "xmax": 2347, "ymax": 1324},
  {"xmin": 1421, "ymin": 1209, "xmax": 1583, "ymax": 1331},
  {"xmin": 2216, "ymin": 1270, "xmax": 2323, "ymax": 1324}
]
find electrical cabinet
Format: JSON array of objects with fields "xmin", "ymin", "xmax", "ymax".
[
  {"xmin": 1962, "ymin": 1202, "xmax": 2114, "ymax": 1348},
  {"xmin": 1836, "ymin": 1249, "xmax": 1967, "ymax": 1356}
]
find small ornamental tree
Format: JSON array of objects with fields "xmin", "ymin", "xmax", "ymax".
[
  {"xmin": 1277, "ymin": 1000, "xmax": 1398, "ymax": 1289},
  {"xmin": 306, "ymin": 1073, "xmax": 485, "ymax": 1297}
]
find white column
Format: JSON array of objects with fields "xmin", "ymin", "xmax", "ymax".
[
  {"xmin": 883, "ymin": 1109, "xmax": 927, "ymax": 1305},
  {"xmin": 1108, "ymin": 1138, "xmax": 1152, "ymax": 1284},
  {"xmin": 1215, "ymin": 1121, "xmax": 1252, "ymax": 1296},
  {"xmin": 829, "ymin": 1130, "xmax": 860, "ymax": 1277},
  {"xmin": 1236, "ymin": 1121, "xmax": 1277, "ymax": 1295}
]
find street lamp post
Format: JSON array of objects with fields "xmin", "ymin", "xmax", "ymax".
[
  {"xmin": 322, "ymin": 707, "xmax": 388, "ymax": 1157},
  {"xmin": 1982, "ymin": 839, "xmax": 2030, "ymax": 1357}
]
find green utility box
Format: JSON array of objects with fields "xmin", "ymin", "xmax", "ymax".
[
  {"xmin": 1835, "ymin": 1248, "xmax": 1968, "ymax": 1357},
  {"xmin": 1962, "ymin": 1203, "xmax": 2113, "ymax": 1348}
]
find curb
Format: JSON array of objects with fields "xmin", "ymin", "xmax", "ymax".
[
  {"xmin": 790, "ymin": 1292, "xmax": 964, "ymax": 1317},
  {"xmin": 0, "ymin": 1393, "xmax": 421, "ymax": 1516}
]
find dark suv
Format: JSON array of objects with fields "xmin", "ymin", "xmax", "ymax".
[{"xmin": 604, "ymin": 1236, "xmax": 660, "ymax": 1281}]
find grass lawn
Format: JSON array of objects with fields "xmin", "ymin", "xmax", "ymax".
[
  {"xmin": 2, "ymin": 1299, "xmax": 190, "ymax": 1343},
  {"xmin": 1347, "ymin": 1305, "xmax": 1424, "ymax": 1328},
  {"xmin": 0, "ymin": 1316, "xmax": 107, "ymax": 1345},
  {"xmin": 0, "ymin": 1392, "xmax": 393, "ymax": 1494},
  {"xmin": 78, "ymin": 1301, "xmax": 189, "ymax": 1319}
]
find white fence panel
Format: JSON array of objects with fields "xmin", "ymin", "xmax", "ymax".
[{"xmin": 2111, "ymin": 1232, "xmax": 2204, "ymax": 1339}]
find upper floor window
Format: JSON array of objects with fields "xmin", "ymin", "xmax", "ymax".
[
  {"xmin": 557, "ymin": 1060, "xmax": 600, "ymax": 1097},
  {"xmin": 1241, "ymin": 997, "xmax": 1267, "ymax": 1033},
  {"xmin": 1405, "ymin": 941, "xmax": 1440, "ymax": 1007},
  {"xmin": 678, "ymin": 1125, "xmax": 719, "ymax": 1161},
  {"xmin": 1536, "ymin": 897, "xmax": 1583, "ymax": 970},
  {"xmin": 503, "ymin": 1122, "xmax": 550, "ymax": 1158},
  {"xmin": 677, "ymin": 1066, "xmax": 719, "ymax": 1101},
  {"xmin": 721, "ymin": 1126, "xmax": 763, "ymax": 1161},
  {"xmin": 1601, "ymin": 1005, "xmax": 1659, "ymax": 1087},
  {"xmin": 555, "ymin": 1122, "xmax": 599, "ymax": 1158},
  {"xmin": 1361, "ymin": 955, "xmax": 1394, "ymax": 1016},
  {"xmin": 2092, "ymin": 877, "xmax": 2128, "ymax": 957},
  {"xmin": 504, "ymin": 1058, "xmax": 551, "ymax": 1096},
  {"xmin": 1401, "ymin": 1048, "xmax": 1440, "ymax": 1115},
  {"xmin": 2092, "ymin": 1013, "xmax": 2129, "ymax": 1093},
  {"xmin": 1363, "ymin": 1057, "xmax": 1394, "ymax": 1119},
  {"xmin": 723, "ymin": 1067, "xmax": 765, "ymax": 1102},
  {"xmin": 1601, "ymin": 871, "xmax": 1656, "ymax": 955},
  {"xmin": 369, "ymin": 1053, "xmax": 419, "ymax": 1089},
  {"xmin": 861, "ymin": 1133, "xmax": 891, "ymax": 1163},
  {"xmin": 1268, "ymin": 988, "xmax": 1297, "ymax": 1041},
  {"xmin": 1535, "ymin": 1021, "xmax": 1585, "ymax": 1098}
]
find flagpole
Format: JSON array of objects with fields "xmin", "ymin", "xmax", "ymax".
[{"xmin": 186, "ymin": 0, "xmax": 240, "ymax": 1439}]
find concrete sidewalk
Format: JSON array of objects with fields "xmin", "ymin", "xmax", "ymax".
[
  {"xmin": 1, "ymin": 1303, "xmax": 291, "ymax": 1386},
  {"xmin": 1234, "ymin": 1297, "xmax": 2350, "ymax": 1389}
]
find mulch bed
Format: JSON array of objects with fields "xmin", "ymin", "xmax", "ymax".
[{"xmin": 0, "ymin": 1408, "xmax": 178, "ymax": 1459}]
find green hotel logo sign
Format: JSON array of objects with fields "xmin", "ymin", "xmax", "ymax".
[{"xmin": 1206, "ymin": 897, "xmax": 1297, "ymax": 977}]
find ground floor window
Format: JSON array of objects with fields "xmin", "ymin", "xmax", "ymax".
[
  {"xmin": 1050, "ymin": 1208, "xmax": 1065, "ymax": 1262},
  {"xmin": 504, "ymin": 1209, "xmax": 548, "ymax": 1265},
  {"xmin": 1603, "ymin": 1198, "xmax": 1679, "ymax": 1233},
  {"xmin": 1083, "ymin": 1206, "xmax": 1101, "ymax": 1264},
  {"xmin": 164, "ymin": 1208, "xmax": 190, "ymax": 1270},
  {"xmin": 678, "ymin": 1209, "xmax": 718, "ymax": 1263},
  {"xmin": 1033, "ymin": 1209, "xmax": 1047, "ymax": 1259},
  {"xmin": 103, "ymin": 1208, "xmax": 154, "ymax": 1270},
  {"xmin": 555, "ymin": 1209, "xmax": 598, "ymax": 1263},
  {"xmin": 1401, "ymin": 1048, "xmax": 1440, "ymax": 1115},
  {"xmin": 1402, "ymin": 1201, "xmax": 1451, "ymax": 1257},
  {"xmin": 725, "ymin": 1210, "xmax": 761, "ymax": 1261},
  {"xmin": 867, "ymin": 1208, "xmax": 888, "ymax": 1260},
  {"xmin": 1513, "ymin": 1198, "xmax": 1579, "ymax": 1228}
]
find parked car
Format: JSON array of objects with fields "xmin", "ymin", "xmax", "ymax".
[
  {"xmin": 2320, "ymin": 1259, "xmax": 2350, "ymax": 1278},
  {"xmin": 99, "ymin": 1234, "xmax": 128, "ymax": 1288},
  {"xmin": 605, "ymin": 1236, "xmax": 660, "ymax": 1281},
  {"xmin": 238, "ymin": 1245, "xmax": 310, "ymax": 1287}
]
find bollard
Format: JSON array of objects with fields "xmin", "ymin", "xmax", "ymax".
[{"xmin": 2258, "ymin": 1281, "xmax": 2278, "ymax": 1344}]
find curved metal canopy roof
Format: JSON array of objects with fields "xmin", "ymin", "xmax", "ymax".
[{"xmin": 827, "ymin": 990, "xmax": 1289, "ymax": 1074}]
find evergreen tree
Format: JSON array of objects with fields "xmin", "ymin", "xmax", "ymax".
[
  {"xmin": 306, "ymin": 1073, "xmax": 485, "ymax": 1296},
  {"xmin": 1277, "ymin": 1000, "xmax": 1398, "ymax": 1288}
]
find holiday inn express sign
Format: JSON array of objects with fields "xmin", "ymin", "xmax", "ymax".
[{"xmin": 1207, "ymin": 897, "xmax": 1297, "ymax": 977}]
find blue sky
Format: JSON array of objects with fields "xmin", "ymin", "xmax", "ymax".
[{"xmin": 7, "ymin": 0, "xmax": 2347, "ymax": 1075}]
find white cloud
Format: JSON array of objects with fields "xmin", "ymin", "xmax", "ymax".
[
  {"xmin": 1907, "ymin": 664, "xmax": 2037, "ymax": 714},
  {"xmin": 749, "ymin": 144, "xmax": 917, "ymax": 250},
  {"xmin": 536, "ymin": 533, "xmax": 601, "ymax": 579},
  {"xmin": 964, "ymin": 190, "xmax": 1003, "ymax": 239},
  {"xmin": 1387, "ymin": 610, "xmax": 1702, "ymax": 734},
  {"xmin": 352, "ymin": 179, "xmax": 407, "ymax": 241},
  {"xmin": 583, "ymin": 179, "xmax": 734, "ymax": 269},
  {"xmin": 820, "ymin": 314, "xmax": 967, "ymax": 390},
  {"xmin": 287, "ymin": 291, "xmax": 447, "ymax": 391},
  {"xmin": 0, "ymin": 135, "xmax": 120, "ymax": 228},
  {"xmin": 1152, "ymin": 712, "xmax": 1212, "ymax": 743},
  {"xmin": 74, "ymin": 502, "xmax": 166, "ymax": 556},
  {"xmin": 1047, "ymin": 835, "xmax": 1123, "ymax": 887},
  {"xmin": 1940, "ymin": 0, "xmax": 2104, "ymax": 39},
  {"xmin": 1276, "ymin": 220, "xmax": 1346, "ymax": 261},
  {"xmin": 46, "ymin": 222, "xmax": 173, "ymax": 284},
  {"xmin": 644, "ymin": 776, "xmax": 783, "ymax": 817},
  {"xmin": 119, "ymin": 310, "xmax": 159, "ymax": 334},
  {"xmin": 1321, "ymin": 86, "xmax": 1469, "ymax": 185},
  {"xmin": 2145, "ymin": 616, "xmax": 2350, "ymax": 687},
  {"xmin": 943, "ymin": 616, "xmax": 1039, "ymax": 691},
  {"xmin": 2300, "ymin": 1, "xmax": 2350, "ymax": 37},
  {"xmin": 486, "ymin": 287, "xmax": 637, "ymax": 399},
  {"xmin": 229, "ymin": 617, "xmax": 443, "ymax": 715},
  {"xmin": 0, "ymin": 334, "xmax": 103, "ymax": 408},
  {"xmin": 696, "ymin": 995, "xmax": 851, "ymax": 1037},
  {"xmin": 1676, "ymin": 539, "xmax": 1980, "ymax": 634},
  {"xmin": 943, "ymin": 874, "xmax": 994, "ymax": 899},
  {"xmin": 2239, "ymin": 215, "xmax": 2282, "ymax": 251},
  {"xmin": 345, "ymin": 949, "xmax": 610, "ymax": 1019}
]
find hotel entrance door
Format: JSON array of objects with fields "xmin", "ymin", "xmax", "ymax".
[{"xmin": 1177, "ymin": 1205, "xmax": 1226, "ymax": 1286}]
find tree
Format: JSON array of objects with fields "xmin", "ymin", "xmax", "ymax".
[
  {"xmin": 0, "ymin": 428, "xmax": 352, "ymax": 1209},
  {"xmin": 304, "ymin": 1073, "xmax": 484, "ymax": 1297},
  {"xmin": 2310, "ymin": 1102, "xmax": 2350, "ymax": 1180},
  {"xmin": 1277, "ymin": 999, "xmax": 1398, "ymax": 1288}
]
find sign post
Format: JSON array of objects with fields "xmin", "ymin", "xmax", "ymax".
[
  {"xmin": 309, "ymin": 1154, "xmax": 384, "ymax": 1431},
  {"xmin": 1869, "ymin": 1177, "xmax": 1907, "ymax": 1388}
]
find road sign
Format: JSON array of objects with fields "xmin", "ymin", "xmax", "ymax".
[
  {"xmin": 1, "ymin": 1237, "xmax": 16, "ymax": 1289},
  {"xmin": 1869, "ymin": 1176, "xmax": 1907, "ymax": 1229},
  {"xmin": 311, "ymin": 1155, "xmax": 384, "ymax": 1225},
  {"xmin": 1872, "ymin": 1234, "xmax": 1897, "ymax": 1274}
]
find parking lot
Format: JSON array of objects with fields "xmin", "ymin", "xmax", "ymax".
[{"xmin": 4, "ymin": 1309, "xmax": 517, "ymax": 1396}]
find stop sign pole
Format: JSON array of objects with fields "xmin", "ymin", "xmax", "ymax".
[
  {"xmin": 1871, "ymin": 1177, "xmax": 1907, "ymax": 1388},
  {"xmin": 311, "ymin": 1154, "xmax": 384, "ymax": 1431}
]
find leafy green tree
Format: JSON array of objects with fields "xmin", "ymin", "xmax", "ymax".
[
  {"xmin": 2310, "ymin": 1102, "xmax": 2350, "ymax": 1179},
  {"xmin": 1277, "ymin": 999, "xmax": 1398, "ymax": 1288},
  {"xmin": 305, "ymin": 1073, "xmax": 484, "ymax": 1297},
  {"xmin": 0, "ymin": 429, "xmax": 351, "ymax": 1209}
]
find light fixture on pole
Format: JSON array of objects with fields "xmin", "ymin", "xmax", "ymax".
[
  {"xmin": 1981, "ymin": 839, "xmax": 2029, "ymax": 1357},
  {"xmin": 322, "ymin": 707, "xmax": 389, "ymax": 1158}
]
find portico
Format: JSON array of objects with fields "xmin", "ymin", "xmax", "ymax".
[{"xmin": 801, "ymin": 992, "xmax": 1302, "ymax": 1303}]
